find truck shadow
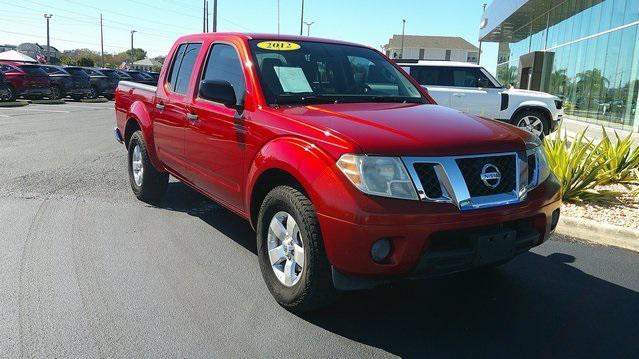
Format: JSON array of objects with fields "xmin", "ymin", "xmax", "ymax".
[{"xmin": 154, "ymin": 181, "xmax": 639, "ymax": 358}]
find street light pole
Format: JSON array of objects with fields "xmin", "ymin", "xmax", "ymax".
[
  {"xmin": 300, "ymin": 0, "xmax": 304, "ymax": 36},
  {"xmin": 304, "ymin": 21, "xmax": 314, "ymax": 36},
  {"xmin": 100, "ymin": 14, "xmax": 104, "ymax": 67},
  {"xmin": 130, "ymin": 30, "xmax": 137, "ymax": 65},
  {"xmin": 44, "ymin": 14, "xmax": 53, "ymax": 51},
  {"xmin": 212, "ymin": 0, "xmax": 217, "ymax": 32},
  {"xmin": 400, "ymin": 19, "xmax": 405, "ymax": 59}
]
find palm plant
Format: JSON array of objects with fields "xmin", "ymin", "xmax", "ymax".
[
  {"xmin": 597, "ymin": 127, "xmax": 639, "ymax": 184},
  {"xmin": 543, "ymin": 128, "xmax": 609, "ymax": 202}
]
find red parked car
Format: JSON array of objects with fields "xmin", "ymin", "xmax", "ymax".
[
  {"xmin": 0, "ymin": 62, "xmax": 51, "ymax": 100},
  {"xmin": 114, "ymin": 33, "xmax": 562, "ymax": 312}
]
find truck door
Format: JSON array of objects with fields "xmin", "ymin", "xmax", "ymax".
[
  {"xmin": 153, "ymin": 42, "xmax": 202, "ymax": 173},
  {"xmin": 185, "ymin": 42, "xmax": 247, "ymax": 211}
]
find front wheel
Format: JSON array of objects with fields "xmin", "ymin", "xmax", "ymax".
[
  {"xmin": 49, "ymin": 85, "xmax": 62, "ymax": 100},
  {"xmin": 127, "ymin": 131, "xmax": 169, "ymax": 203},
  {"xmin": 257, "ymin": 185, "xmax": 337, "ymax": 313},
  {"xmin": 513, "ymin": 110, "xmax": 549, "ymax": 138},
  {"xmin": 88, "ymin": 86, "xmax": 99, "ymax": 99},
  {"xmin": 0, "ymin": 85, "xmax": 15, "ymax": 102}
]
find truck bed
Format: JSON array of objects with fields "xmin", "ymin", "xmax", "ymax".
[{"xmin": 114, "ymin": 81, "xmax": 157, "ymax": 138}]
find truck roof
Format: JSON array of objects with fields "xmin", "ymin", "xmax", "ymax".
[
  {"xmin": 175, "ymin": 32, "xmax": 373, "ymax": 49},
  {"xmin": 395, "ymin": 60, "xmax": 481, "ymax": 68}
]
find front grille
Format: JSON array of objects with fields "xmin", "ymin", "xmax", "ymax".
[
  {"xmin": 527, "ymin": 153, "xmax": 536, "ymax": 185},
  {"xmin": 456, "ymin": 155, "xmax": 516, "ymax": 197},
  {"xmin": 413, "ymin": 163, "xmax": 442, "ymax": 198}
]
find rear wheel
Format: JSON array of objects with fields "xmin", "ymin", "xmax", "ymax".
[
  {"xmin": 49, "ymin": 85, "xmax": 62, "ymax": 100},
  {"xmin": 127, "ymin": 130, "xmax": 169, "ymax": 203},
  {"xmin": 257, "ymin": 185, "xmax": 337, "ymax": 313},
  {"xmin": 513, "ymin": 110, "xmax": 549, "ymax": 138},
  {"xmin": 0, "ymin": 85, "xmax": 15, "ymax": 102},
  {"xmin": 88, "ymin": 86, "xmax": 99, "ymax": 99}
]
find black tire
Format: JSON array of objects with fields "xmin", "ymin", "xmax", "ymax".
[
  {"xmin": 71, "ymin": 95, "xmax": 84, "ymax": 101},
  {"xmin": 88, "ymin": 86, "xmax": 99, "ymax": 99},
  {"xmin": 104, "ymin": 94, "xmax": 114, "ymax": 101},
  {"xmin": 49, "ymin": 85, "xmax": 62, "ymax": 100},
  {"xmin": 257, "ymin": 185, "xmax": 338, "ymax": 313},
  {"xmin": 512, "ymin": 109, "xmax": 549, "ymax": 139},
  {"xmin": 127, "ymin": 131, "xmax": 169, "ymax": 203},
  {"xmin": 0, "ymin": 85, "xmax": 16, "ymax": 102}
]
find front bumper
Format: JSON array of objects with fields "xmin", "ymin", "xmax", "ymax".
[{"xmin": 319, "ymin": 175, "xmax": 561, "ymax": 288}]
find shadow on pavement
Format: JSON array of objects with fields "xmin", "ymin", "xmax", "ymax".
[{"xmin": 154, "ymin": 182, "xmax": 639, "ymax": 358}]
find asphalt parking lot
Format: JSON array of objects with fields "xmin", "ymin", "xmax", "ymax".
[{"xmin": 1, "ymin": 102, "xmax": 638, "ymax": 358}]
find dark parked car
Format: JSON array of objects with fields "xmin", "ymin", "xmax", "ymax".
[
  {"xmin": 99, "ymin": 69, "xmax": 133, "ymax": 100},
  {"xmin": 0, "ymin": 70, "xmax": 13, "ymax": 102},
  {"xmin": 40, "ymin": 65, "xmax": 74, "ymax": 100},
  {"xmin": 62, "ymin": 66, "xmax": 92, "ymax": 100},
  {"xmin": 145, "ymin": 71, "xmax": 160, "ymax": 83},
  {"xmin": 82, "ymin": 67, "xmax": 116, "ymax": 99},
  {"xmin": 124, "ymin": 70, "xmax": 156, "ymax": 85},
  {"xmin": 0, "ymin": 62, "xmax": 51, "ymax": 100}
]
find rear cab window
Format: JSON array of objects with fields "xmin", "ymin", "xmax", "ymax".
[{"xmin": 166, "ymin": 42, "xmax": 202, "ymax": 94}]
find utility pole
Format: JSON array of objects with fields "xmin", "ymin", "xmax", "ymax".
[
  {"xmin": 477, "ymin": 3, "xmax": 487, "ymax": 65},
  {"xmin": 212, "ymin": 0, "xmax": 217, "ymax": 32},
  {"xmin": 299, "ymin": 0, "xmax": 304, "ymax": 36},
  {"xmin": 130, "ymin": 30, "xmax": 137, "ymax": 65},
  {"xmin": 205, "ymin": 0, "xmax": 209, "ymax": 32},
  {"xmin": 400, "ymin": 19, "xmax": 405, "ymax": 59},
  {"xmin": 203, "ymin": 0, "xmax": 206, "ymax": 32},
  {"xmin": 304, "ymin": 21, "xmax": 314, "ymax": 36},
  {"xmin": 44, "ymin": 14, "xmax": 53, "ymax": 51},
  {"xmin": 100, "ymin": 14, "xmax": 104, "ymax": 67}
]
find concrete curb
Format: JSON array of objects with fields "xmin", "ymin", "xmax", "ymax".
[
  {"xmin": 556, "ymin": 216, "xmax": 639, "ymax": 252},
  {"xmin": 80, "ymin": 98, "xmax": 109, "ymax": 103},
  {"xmin": 27, "ymin": 99, "xmax": 66, "ymax": 105},
  {"xmin": 0, "ymin": 101, "xmax": 28, "ymax": 108}
]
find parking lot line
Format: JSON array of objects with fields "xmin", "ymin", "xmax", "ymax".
[{"xmin": 0, "ymin": 108, "xmax": 70, "ymax": 113}]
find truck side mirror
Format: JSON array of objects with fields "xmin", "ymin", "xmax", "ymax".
[{"xmin": 199, "ymin": 80, "xmax": 241, "ymax": 110}]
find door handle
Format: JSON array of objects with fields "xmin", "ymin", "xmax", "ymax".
[
  {"xmin": 453, "ymin": 93, "xmax": 465, "ymax": 97},
  {"xmin": 155, "ymin": 103, "xmax": 165, "ymax": 111},
  {"xmin": 186, "ymin": 113, "xmax": 198, "ymax": 122}
]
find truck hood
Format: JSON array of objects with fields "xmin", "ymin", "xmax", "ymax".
[
  {"xmin": 504, "ymin": 88, "xmax": 557, "ymax": 100},
  {"xmin": 274, "ymin": 103, "xmax": 534, "ymax": 156}
]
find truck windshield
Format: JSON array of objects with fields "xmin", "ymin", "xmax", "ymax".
[{"xmin": 248, "ymin": 40, "xmax": 426, "ymax": 106}]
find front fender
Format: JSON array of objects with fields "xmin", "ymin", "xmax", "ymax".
[
  {"xmin": 516, "ymin": 99, "xmax": 554, "ymax": 114},
  {"xmin": 126, "ymin": 100, "xmax": 165, "ymax": 171},
  {"xmin": 245, "ymin": 137, "xmax": 361, "ymax": 223}
]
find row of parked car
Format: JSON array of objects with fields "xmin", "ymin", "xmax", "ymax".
[{"xmin": 0, "ymin": 61, "xmax": 159, "ymax": 102}]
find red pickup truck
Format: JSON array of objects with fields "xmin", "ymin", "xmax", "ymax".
[{"xmin": 114, "ymin": 33, "xmax": 561, "ymax": 312}]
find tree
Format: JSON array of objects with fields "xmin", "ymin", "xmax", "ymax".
[
  {"xmin": 125, "ymin": 48, "xmax": 147, "ymax": 62},
  {"xmin": 77, "ymin": 57, "xmax": 95, "ymax": 67}
]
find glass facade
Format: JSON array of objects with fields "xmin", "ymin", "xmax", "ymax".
[{"xmin": 493, "ymin": 0, "xmax": 639, "ymax": 131}]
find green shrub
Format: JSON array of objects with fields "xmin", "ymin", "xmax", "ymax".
[
  {"xmin": 543, "ymin": 129, "xmax": 609, "ymax": 202},
  {"xmin": 597, "ymin": 127, "xmax": 639, "ymax": 184}
]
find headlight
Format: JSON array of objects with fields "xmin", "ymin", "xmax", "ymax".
[
  {"xmin": 527, "ymin": 146, "xmax": 550, "ymax": 188},
  {"xmin": 336, "ymin": 154, "xmax": 418, "ymax": 200}
]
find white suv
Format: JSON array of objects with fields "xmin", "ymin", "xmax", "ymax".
[{"xmin": 399, "ymin": 61, "xmax": 563, "ymax": 137}]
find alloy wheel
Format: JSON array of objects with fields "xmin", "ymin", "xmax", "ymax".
[
  {"xmin": 267, "ymin": 211, "xmax": 305, "ymax": 287},
  {"xmin": 517, "ymin": 116, "xmax": 544, "ymax": 137},
  {"xmin": 131, "ymin": 144, "xmax": 144, "ymax": 187}
]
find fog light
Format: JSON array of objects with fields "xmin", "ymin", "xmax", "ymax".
[
  {"xmin": 551, "ymin": 209, "xmax": 560, "ymax": 230},
  {"xmin": 371, "ymin": 239, "xmax": 391, "ymax": 263}
]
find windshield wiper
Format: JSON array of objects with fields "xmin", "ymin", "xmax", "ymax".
[
  {"xmin": 275, "ymin": 94, "xmax": 339, "ymax": 105},
  {"xmin": 362, "ymin": 96, "xmax": 426, "ymax": 104}
]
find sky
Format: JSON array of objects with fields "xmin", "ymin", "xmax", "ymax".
[{"xmin": 0, "ymin": 0, "xmax": 499, "ymax": 72}]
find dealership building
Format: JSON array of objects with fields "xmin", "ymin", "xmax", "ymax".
[{"xmin": 480, "ymin": 0, "xmax": 639, "ymax": 131}]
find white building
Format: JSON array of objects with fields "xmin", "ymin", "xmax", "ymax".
[{"xmin": 384, "ymin": 35, "xmax": 480, "ymax": 63}]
